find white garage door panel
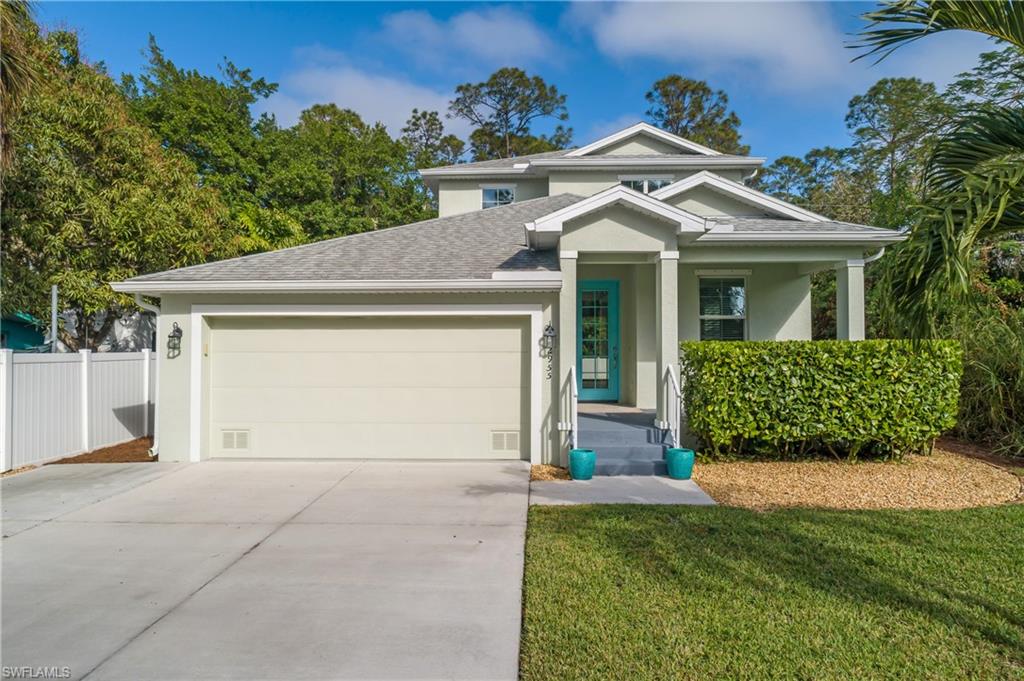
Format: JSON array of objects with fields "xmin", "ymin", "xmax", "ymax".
[
  {"xmin": 213, "ymin": 352, "xmax": 523, "ymax": 389},
  {"xmin": 212, "ymin": 317, "xmax": 522, "ymax": 352},
  {"xmin": 213, "ymin": 387, "xmax": 523, "ymax": 423},
  {"xmin": 208, "ymin": 316, "xmax": 528, "ymax": 460},
  {"xmin": 234, "ymin": 423, "xmax": 522, "ymax": 460}
]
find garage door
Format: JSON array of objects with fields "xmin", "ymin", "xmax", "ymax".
[{"xmin": 207, "ymin": 316, "xmax": 528, "ymax": 460}]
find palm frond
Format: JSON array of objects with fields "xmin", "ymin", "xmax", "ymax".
[{"xmin": 852, "ymin": 0, "xmax": 1024, "ymax": 64}]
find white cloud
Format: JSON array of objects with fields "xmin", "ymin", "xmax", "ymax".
[
  {"xmin": 257, "ymin": 48, "xmax": 471, "ymax": 137},
  {"xmin": 377, "ymin": 6, "xmax": 558, "ymax": 71},
  {"xmin": 571, "ymin": 2, "xmax": 847, "ymax": 90},
  {"xmin": 571, "ymin": 1, "xmax": 989, "ymax": 96}
]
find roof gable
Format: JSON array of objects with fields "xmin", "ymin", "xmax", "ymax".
[
  {"xmin": 525, "ymin": 185, "xmax": 706, "ymax": 250},
  {"xmin": 650, "ymin": 171, "xmax": 829, "ymax": 222},
  {"xmin": 565, "ymin": 122, "xmax": 722, "ymax": 158}
]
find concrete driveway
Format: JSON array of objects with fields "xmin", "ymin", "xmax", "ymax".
[{"xmin": 2, "ymin": 460, "xmax": 529, "ymax": 681}]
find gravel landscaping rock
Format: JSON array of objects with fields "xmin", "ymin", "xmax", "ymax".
[{"xmin": 693, "ymin": 449, "xmax": 1021, "ymax": 510}]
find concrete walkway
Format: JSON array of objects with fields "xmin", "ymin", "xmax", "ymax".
[
  {"xmin": 2, "ymin": 460, "xmax": 530, "ymax": 681},
  {"xmin": 530, "ymin": 476, "xmax": 716, "ymax": 505}
]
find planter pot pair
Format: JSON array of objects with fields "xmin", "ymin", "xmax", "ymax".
[{"xmin": 665, "ymin": 448, "xmax": 695, "ymax": 480}]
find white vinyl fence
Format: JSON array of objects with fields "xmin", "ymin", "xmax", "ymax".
[{"xmin": 0, "ymin": 350, "xmax": 155, "ymax": 471}]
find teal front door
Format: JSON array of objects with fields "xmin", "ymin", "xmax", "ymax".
[{"xmin": 577, "ymin": 280, "xmax": 620, "ymax": 402}]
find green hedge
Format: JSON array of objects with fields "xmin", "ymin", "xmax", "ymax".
[{"xmin": 680, "ymin": 340, "xmax": 962, "ymax": 459}]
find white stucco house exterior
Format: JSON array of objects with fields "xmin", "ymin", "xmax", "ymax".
[{"xmin": 113, "ymin": 123, "xmax": 904, "ymax": 467}]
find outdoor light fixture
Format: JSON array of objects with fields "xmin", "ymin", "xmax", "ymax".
[
  {"xmin": 167, "ymin": 322, "xmax": 183, "ymax": 351},
  {"xmin": 541, "ymin": 323, "xmax": 557, "ymax": 350}
]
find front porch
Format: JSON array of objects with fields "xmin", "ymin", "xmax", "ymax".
[{"xmin": 555, "ymin": 252, "xmax": 869, "ymax": 468}]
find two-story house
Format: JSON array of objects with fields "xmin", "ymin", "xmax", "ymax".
[{"xmin": 114, "ymin": 123, "xmax": 904, "ymax": 470}]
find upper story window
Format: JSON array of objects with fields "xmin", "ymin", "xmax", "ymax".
[
  {"xmin": 482, "ymin": 186, "xmax": 515, "ymax": 209},
  {"xmin": 699, "ymin": 277, "xmax": 746, "ymax": 341},
  {"xmin": 619, "ymin": 177, "xmax": 674, "ymax": 194}
]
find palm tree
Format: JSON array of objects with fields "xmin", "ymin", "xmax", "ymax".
[
  {"xmin": 0, "ymin": 0, "xmax": 39, "ymax": 171},
  {"xmin": 853, "ymin": 0, "xmax": 1024, "ymax": 337}
]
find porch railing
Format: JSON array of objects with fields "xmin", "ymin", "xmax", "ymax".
[
  {"xmin": 664, "ymin": 364, "xmax": 682, "ymax": 448},
  {"xmin": 567, "ymin": 365, "xmax": 579, "ymax": 450}
]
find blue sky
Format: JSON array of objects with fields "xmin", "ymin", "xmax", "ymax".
[{"xmin": 40, "ymin": 2, "xmax": 994, "ymax": 162}]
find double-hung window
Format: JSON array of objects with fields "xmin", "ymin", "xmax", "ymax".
[
  {"xmin": 619, "ymin": 177, "xmax": 673, "ymax": 194},
  {"xmin": 482, "ymin": 186, "xmax": 515, "ymax": 209},
  {"xmin": 699, "ymin": 277, "xmax": 747, "ymax": 340}
]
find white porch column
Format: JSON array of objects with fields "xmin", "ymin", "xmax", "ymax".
[
  {"xmin": 557, "ymin": 251, "xmax": 578, "ymax": 464},
  {"xmin": 655, "ymin": 251, "xmax": 679, "ymax": 426},
  {"xmin": 836, "ymin": 259, "xmax": 866, "ymax": 340}
]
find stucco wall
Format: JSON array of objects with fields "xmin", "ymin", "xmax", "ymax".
[
  {"xmin": 436, "ymin": 178, "xmax": 548, "ymax": 217},
  {"xmin": 561, "ymin": 206, "xmax": 678, "ymax": 252},
  {"xmin": 679, "ymin": 263, "xmax": 812, "ymax": 341},
  {"xmin": 592, "ymin": 135, "xmax": 688, "ymax": 156},
  {"xmin": 665, "ymin": 186, "xmax": 772, "ymax": 217},
  {"xmin": 154, "ymin": 291, "xmax": 561, "ymax": 464}
]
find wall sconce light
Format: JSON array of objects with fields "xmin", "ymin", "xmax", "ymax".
[
  {"xmin": 541, "ymin": 323, "xmax": 557, "ymax": 351},
  {"xmin": 167, "ymin": 322, "xmax": 183, "ymax": 352}
]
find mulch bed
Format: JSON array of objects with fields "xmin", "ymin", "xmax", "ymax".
[
  {"xmin": 530, "ymin": 464, "xmax": 571, "ymax": 481},
  {"xmin": 49, "ymin": 437, "xmax": 155, "ymax": 465},
  {"xmin": 694, "ymin": 447, "xmax": 1021, "ymax": 511}
]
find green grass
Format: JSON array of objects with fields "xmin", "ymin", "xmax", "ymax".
[{"xmin": 522, "ymin": 505, "xmax": 1024, "ymax": 680}]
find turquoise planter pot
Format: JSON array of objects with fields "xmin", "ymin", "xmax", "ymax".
[
  {"xmin": 569, "ymin": 449, "xmax": 596, "ymax": 480},
  {"xmin": 665, "ymin": 448, "xmax": 695, "ymax": 480}
]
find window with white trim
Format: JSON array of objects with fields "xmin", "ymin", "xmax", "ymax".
[
  {"xmin": 620, "ymin": 177, "xmax": 673, "ymax": 194},
  {"xmin": 699, "ymin": 277, "xmax": 746, "ymax": 340},
  {"xmin": 482, "ymin": 186, "xmax": 515, "ymax": 209}
]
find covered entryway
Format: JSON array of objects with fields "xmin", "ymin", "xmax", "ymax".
[{"xmin": 206, "ymin": 315, "xmax": 529, "ymax": 460}]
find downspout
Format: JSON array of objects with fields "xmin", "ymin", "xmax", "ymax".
[
  {"xmin": 863, "ymin": 247, "xmax": 886, "ymax": 264},
  {"xmin": 134, "ymin": 294, "xmax": 161, "ymax": 457}
]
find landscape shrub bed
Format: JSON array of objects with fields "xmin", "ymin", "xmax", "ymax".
[{"xmin": 680, "ymin": 340, "xmax": 962, "ymax": 459}]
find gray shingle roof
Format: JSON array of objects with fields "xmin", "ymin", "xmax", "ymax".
[
  {"xmin": 123, "ymin": 194, "xmax": 584, "ymax": 283},
  {"xmin": 726, "ymin": 218, "xmax": 896, "ymax": 233}
]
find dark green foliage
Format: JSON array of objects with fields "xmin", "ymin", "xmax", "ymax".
[
  {"xmin": 644, "ymin": 75, "xmax": 749, "ymax": 154},
  {"xmin": 1, "ymin": 29, "xmax": 230, "ymax": 350},
  {"xmin": 448, "ymin": 67, "xmax": 571, "ymax": 160},
  {"xmin": 680, "ymin": 340, "xmax": 962, "ymax": 458},
  {"xmin": 401, "ymin": 108, "xmax": 464, "ymax": 169}
]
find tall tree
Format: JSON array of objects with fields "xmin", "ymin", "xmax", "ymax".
[
  {"xmin": 260, "ymin": 104, "xmax": 432, "ymax": 240},
  {"xmin": 117, "ymin": 37, "xmax": 308, "ymax": 252},
  {"xmin": 401, "ymin": 109, "xmax": 464, "ymax": 169},
  {"xmin": 644, "ymin": 75, "xmax": 749, "ymax": 154},
  {"xmin": 945, "ymin": 45, "xmax": 1024, "ymax": 110},
  {"xmin": 845, "ymin": 78, "xmax": 951, "ymax": 200},
  {"xmin": 1, "ymin": 30, "xmax": 230, "ymax": 350},
  {"xmin": 854, "ymin": 0, "xmax": 1024, "ymax": 337},
  {"xmin": 448, "ymin": 67, "xmax": 571, "ymax": 160},
  {"xmin": 0, "ymin": 0, "xmax": 39, "ymax": 171}
]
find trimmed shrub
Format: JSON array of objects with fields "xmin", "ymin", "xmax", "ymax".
[{"xmin": 680, "ymin": 340, "xmax": 962, "ymax": 459}]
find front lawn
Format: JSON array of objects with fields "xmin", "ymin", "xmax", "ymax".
[{"xmin": 522, "ymin": 505, "xmax": 1024, "ymax": 680}]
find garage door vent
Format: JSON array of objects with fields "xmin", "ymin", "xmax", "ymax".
[
  {"xmin": 221, "ymin": 429, "xmax": 250, "ymax": 451},
  {"xmin": 491, "ymin": 430, "xmax": 520, "ymax": 453}
]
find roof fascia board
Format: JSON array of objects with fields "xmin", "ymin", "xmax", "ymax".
[
  {"xmin": 650, "ymin": 170, "xmax": 829, "ymax": 221},
  {"xmin": 110, "ymin": 278, "xmax": 563, "ymax": 295},
  {"xmin": 530, "ymin": 157, "xmax": 764, "ymax": 169},
  {"xmin": 694, "ymin": 231, "xmax": 906, "ymax": 244},
  {"xmin": 418, "ymin": 166, "xmax": 536, "ymax": 178},
  {"xmin": 565, "ymin": 122, "xmax": 722, "ymax": 157}
]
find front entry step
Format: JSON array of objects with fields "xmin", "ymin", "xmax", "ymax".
[{"xmin": 577, "ymin": 409, "xmax": 668, "ymax": 476}]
